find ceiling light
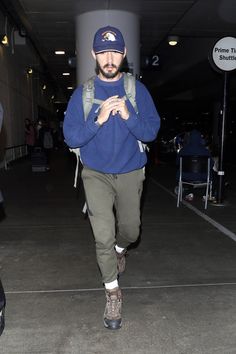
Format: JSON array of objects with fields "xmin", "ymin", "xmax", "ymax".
[
  {"xmin": 42, "ymin": 84, "xmax": 46, "ymax": 90},
  {"xmin": 168, "ymin": 36, "xmax": 179, "ymax": 46},
  {"xmin": 62, "ymin": 72, "xmax": 70, "ymax": 76},
  {"xmin": 55, "ymin": 50, "xmax": 65, "ymax": 55},
  {"xmin": 67, "ymin": 86, "xmax": 73, "ymax": 90},
  {"xmin": 27, "ymin": 68, "xmax": 33, "ymax": 74},
  {"xmin": 1, "ymin": 35, "xmax": 9, "ymax": 46},
  {"xmin": 1, "ymin": 17, "xmax": 9, "ymax": 46}
]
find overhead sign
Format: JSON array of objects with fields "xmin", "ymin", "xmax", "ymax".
[
  {"xmin": 150, "ymin": 55, "xmax": 160, "ymax": 67},
  {"xmin": 212, "ymin": 37, "xmax": 236, "ymax": 71},
  {"xmin": 142, "ymin": 54, "xmax": 160, "ymax": 70}
]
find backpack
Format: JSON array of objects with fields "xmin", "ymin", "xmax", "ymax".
[
  {"xmin": 43, "ymin": 131, "xmax": 53, "ymax": 149},
  {"xmin": 0, "ymin": 279, "xmax": 6, "ymax": 336},
  {"xmin": 70, "ymin": 73, "xmax": 146, "ymax": 189}
]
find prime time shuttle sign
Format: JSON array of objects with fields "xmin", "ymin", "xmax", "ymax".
[
  {"xmin": 212, "ymin": 36, "xmax": 236, "ymax": 71},
  {"xmin": 211, "ymin": 36, "xmax": 236, "ymax": 204}
]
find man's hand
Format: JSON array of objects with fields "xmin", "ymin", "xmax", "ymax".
[
  {"xmin": 113, "ymin": 97, "xmax": 130, "ymax": 120},
  {"xmin": 97, "ymin": 95, "xmax": 129, "ymax": 125}
]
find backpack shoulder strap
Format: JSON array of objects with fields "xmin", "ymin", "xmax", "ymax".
[
  {"xmin": 123, "ymin": 73, "xmax": 148, "ymax": 152},
  {"xmin": 82, "ymin": 76, "xmax": 104, "ymax": 120},
  {"xmin": 123, "ymin": 72, "xmax": 138, "ymax": 114}
]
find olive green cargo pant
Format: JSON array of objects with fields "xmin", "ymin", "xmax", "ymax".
[{"xmin": 82, "ymin": 166, "xmax": 145, "ymax": 284}]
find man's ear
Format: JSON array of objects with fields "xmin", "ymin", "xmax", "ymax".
[
  {"xmin": 91, "ymin": 50, "xmax": 96, "ymax": 60},
  {"xmin": 123, "ymin": 47, "xmax": 127, "ymax": 59}
]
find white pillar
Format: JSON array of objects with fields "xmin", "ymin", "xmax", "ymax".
[{"xmin": 76, "ymin": 10, "xmax": 140, "ymax": 85}]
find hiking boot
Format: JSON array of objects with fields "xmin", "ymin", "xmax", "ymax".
[
  {"xmin": 116, "ymin": 249, "xmax": 127, "ymax": 275},
  {"xmin": 104, "ymin": 287, "xmax": 122, "ymax": 330}
]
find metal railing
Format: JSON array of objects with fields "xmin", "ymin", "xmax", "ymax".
[{"xmin": 2, "ymin": 144, "xmax": 28, "ymax": 170}]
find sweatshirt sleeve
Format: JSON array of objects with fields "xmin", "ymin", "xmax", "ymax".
[
  {"xmin": 124, "ymin": 81, "xmax": 161, "ymax": 142},
  {"xmin": 63, "ymin": 87, "xmax": 100, "ymax": 148}
]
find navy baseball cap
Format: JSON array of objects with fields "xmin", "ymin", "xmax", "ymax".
[{"xmin": 93, "ymin": 25, "xmax": 125, "ymax": 54}]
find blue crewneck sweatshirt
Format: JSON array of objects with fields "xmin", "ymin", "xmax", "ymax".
[{"xmin": 63, "ymin": 74, "xmax": 160, "ymax": 174}]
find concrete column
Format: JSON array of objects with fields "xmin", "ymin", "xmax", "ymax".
[{"xmin": 76, "ymin": 10, "xmax": 140, "ymax": 85}]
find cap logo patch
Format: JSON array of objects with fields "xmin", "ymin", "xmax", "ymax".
[{"xmin": 102, "ymin": 31, "xmax": 117, "ymax": 42}]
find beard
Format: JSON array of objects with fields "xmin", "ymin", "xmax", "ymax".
[{"xmin": 96, "ymin": 60, "xmax": 123, "ymax": 79}]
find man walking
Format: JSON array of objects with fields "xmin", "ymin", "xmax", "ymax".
[{"xmin": 63, "ymin": 25, "xmax": 160, "ymax": 329}]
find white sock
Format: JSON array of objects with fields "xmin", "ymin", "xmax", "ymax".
[
  {"xmin": 115, "ymin": 245, "xmax": 125, "ymax": 254},
  {"xmin": 105, "ymin": 279, "xmax": 119, "ymax": 290}
]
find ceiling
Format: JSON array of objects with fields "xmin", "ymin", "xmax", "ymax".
[{"xmin": 1, "ymin": 0, "xmax": 236, "ymax": 106}]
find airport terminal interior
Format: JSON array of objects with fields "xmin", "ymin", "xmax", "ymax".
[{"xmin": 1, "ymin": 1, "xmax": 236, "ymax": 353}]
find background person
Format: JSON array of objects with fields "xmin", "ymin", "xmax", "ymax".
[
  {"xmin": 0, "ymin": 102, "xmax": 5, "ymax": 221},
  {"xmin": 24, "ymin": 118, "xmax": 35, "ymax": 155},
  {"xmin": 0, "ymin": 102, "xmax": 6, "ymax": 336},
  {"xmin": 36, "ymin": 120, "xmax": 53, "ymax": 170}
]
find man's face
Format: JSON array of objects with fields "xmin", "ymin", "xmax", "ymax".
[{"xmin": 93, "ymin": 50, "xmax": 126, "ymax": 80}]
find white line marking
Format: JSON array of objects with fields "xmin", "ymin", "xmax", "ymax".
[
  {"xmin": 151, "ymin": 178, "xmax": 236, "ymax": 242},
  {"xmin": 5, "ymin": 282, "xmax": 236, "ymax": 295}
]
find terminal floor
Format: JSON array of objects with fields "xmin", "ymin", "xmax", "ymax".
[{"xmin": 1, "ymin": 150, "xmax": 236, "ymax": 354}]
